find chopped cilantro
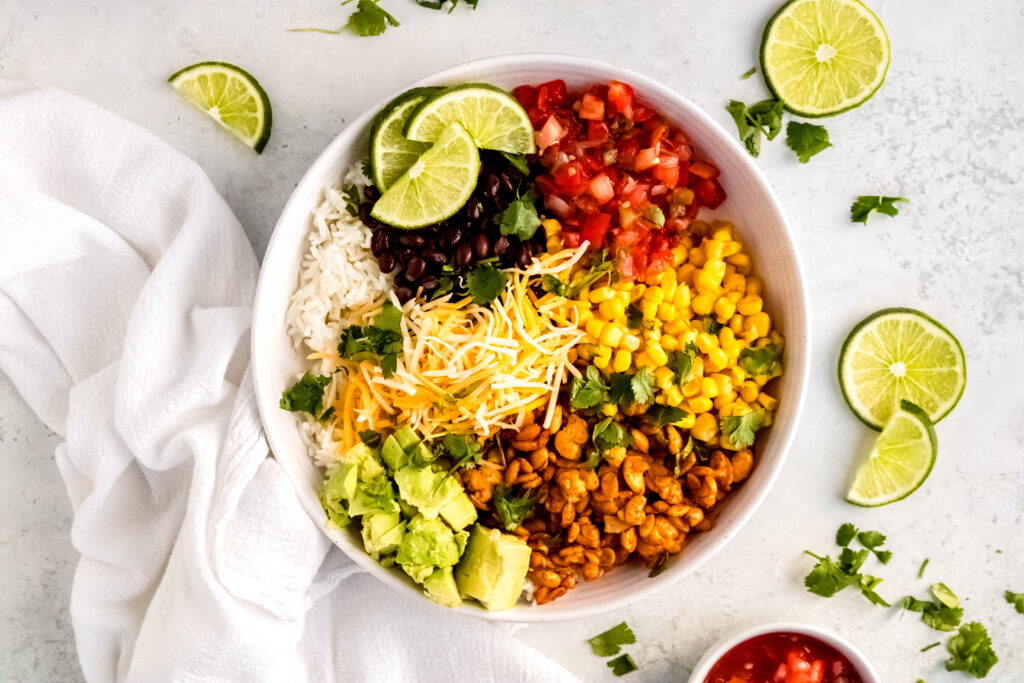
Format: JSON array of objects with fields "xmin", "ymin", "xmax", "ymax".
[
  {"xmin": 497, "ymin": 188, "xmax": 541, "ymax": 241},
  {"xmin": 466, "ymin": 264, "xmax": 507, "ymax": 305},
  {"xmin": 725, "ymin": 98, "xmax": 784, "ymax": 157},
  {"xmin": 358, "ymin": 429, "xmax": 382, "ymax": 448},
  {"xmin": 1005, "ymin": 590, "xmax": 1024, "ymax": 614},
  {"xmin": 336, "ymin": 302, "xmax": 404, "ymax": 377},
  {"xmin": 441, "ymin": 434, "xmax": 483, "ymax": 470},
  {"xmin": 738, "ymin": 343, "xmax": 782, "ymax": 377},
  {"xmin": 569, "ymin": 251, "xmax": 615, "ymax": 296},
  {"xmin": 540, "ymin": 274, "xmax": 569, "ymax": 297},
  {"xmin": 857, "ymin": 529, "xmax": 892, "ymax": 564},
  {"xmin": 492, "ymin": 484, "xmax": 537, "ymax": 531},
  {"xmin": 921, "ymin": 642, "xmax": 941, "ymax": 652},
  {"xmin": 592, "ymin": 418, "xmax": 631, "ymax": 452},
  {"xmin": 667, "ymin": 342, "xmax": 697, "ymax": 383},
  {"xmin": 645, "ymin": 404, "xmax": 687, "ymax": 428},
  {"xmin": 720, "ymin": 409, "xmax": 768, "ymax": 448},
  {"xmin": 342, "ymin": 184, "xmax": 361, "ymax": 217},
  {"xmin": 918, "ymin": 558, "xmax": 930, "ymax": 578},
  {"xmin": 836, "ymin": 523, "xmax": 858, "ymax": 547},
  {"xmin": 345, "ymin": 0, "xmax": 400, "ymax": 36},
  {"xmin": 945, "ymin": 622, "xmax": 998, "ymax": 678},
  {"xmin": 903, "ymin": 593, "xmax": 963, "ymax": 632},
  {"xmin": 851, "ymin": 195, "xmax": 908, "ymax": 224},
  {"xmin": 415, "ymin": 0, "xmax": 478, "ymax": 10},
  {"xmin": 608, "ymin": 372, "xmax": 636, "ymax": 405},
  {"xmin": 606, "ymin": 654, "xmax": 638, "ymax": 676},
  {"xmin": 630, "ymin": 368, "xmax": 655, "ymax": 404},
  {"xmin": 741, "ymin": 67, "xmax": 757, "ymax": 80},
  {"xmin": 279, "ymin": 372, "xmax": 331, "ymax": 417},
  {"xmin": 502, "ymin": 152, "xmax": 529, "ymax": 174},
  {"xmin": 570, "ymin": 366, "xmax": 609, "ymax": 410},
  {"xmin": 702, "ymin": 316, "xmax": 724, "ymax": 334},
  {"xmin": 432, "ymin": 275, "xmax": 454, "ymax": 299},
  {"xmin": 785, "ymin": 121, "xmax": 832, "ymax": 163},
  {"xmin": 626, "ymin": 303, "xmax": 644, "ymax": 330},
  {"xmin": 587, "ymin": 621, "xmax": 636, "ymax": 657},
  {"xmin": 803, "ymin": 524, "xmax": 893, "ymax": 607}
]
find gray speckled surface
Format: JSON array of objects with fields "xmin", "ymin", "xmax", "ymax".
[{"xmin": 2, "ymin": 0, "xmax": 1023, "ymax": 681}]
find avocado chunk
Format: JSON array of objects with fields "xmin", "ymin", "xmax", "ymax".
[
  {"xmin": 348, "ymin": 473, "xmax": 400, "ymax": 517},
  {"xmin": 319, "ymin": 464, "xmax": 358, "ymax": 530},
  {"xmin": 338, "ymin": 441, "xmax": 386, "ymax": 482},
  {"xmin": 394, "ymin": 466, "xmax": 477, "ymax": 529},
  {"xmin": 454, "ymin": 524, "xmax": 531, "ymax": 611},
  {"xmin": 381, "ymin": 435, "xmax": 410, "ymax": 472},
  {"xmin": 423, "ymin": 566, "xmax": 462, "ymax": 608},
  {"xmin": 361, "ymin": 511, "xmax": 405, "ymax": 559},
  {"xmin": 397, "ymin": 515, "xmax": 468, "ymax": 584}
]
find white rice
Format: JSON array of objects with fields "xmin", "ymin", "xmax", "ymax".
[{"xmin": 286, "ymin": 163, "xmax": 393, "ymax": 468}]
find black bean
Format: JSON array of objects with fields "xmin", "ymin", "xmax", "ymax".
[
  {"xmin": 456, "ymin": 242, "xmax": 474, "ymax": 268},
  {"xmin": 396, "ymin": 249, "xmax": 413, "ymax": 265},
  {"xmin": 422, "ymin": 249, "xmax": 448, "ymax": 265},
  {"xmin": 440, "ymin": 226, "xmax": 463, "ymax": 249},
  {"xmin": 493, "ymin": 235, "xmax": 511, "ymax": 258},
  {"xmin": 377, "ymin": 252, "xmax": 395, "ymax": 273},
  {"xmin": 370, "ymin": 230, "xmax": 389, "ymax": 257},
  {"xmin": 465, "ymin": 197, "xmax": 482, "ymax": 222},
  {"xmin": 516, "ymin": 242, "xmax": 533, "ymax": 268},
  {"xmin": 420, "ymin": 275, "xmax": 439, "ymax": 290},
  {"xmin": 499, "ymin": 171, "xmax": 516, "ymax": 194},
  {"xmin": 474, "ymin": 233, "xmax": 491, "ymax": 259},
  {"xmin": 483, "ymin": 172, "xmax": 501, "ymax": 199},
  {"xmin": 405, "ymin": 256, "xmax": 427, "ymax": 281},
  {"xmin": 398, "ymin": 233, "xmax": 426, "ymax": 248},
  {"xmin": 363, "ymin": 185, "xmax": 380, "ymax": 202},
  {"xmin": 394, "ymin": 286, "xmax": 414, "ymax": 303},
  {"xmin": 358, "ymin": 203, "xmax": 374, "ymax": 227}
]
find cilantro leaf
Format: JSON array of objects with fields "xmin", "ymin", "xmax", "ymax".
[
  {"xmin": 945, "ymin": 622, "xmax": 998, "ymax": 678},
  {"xmin": 497, "ymin": 188, "xmax": 541, "ymax": 241},
  {"xmin": 720, "ymin": 409, "xmax": 768, "ymax": 448},
  {"xmin": 851, "ymin": 195, "xmax": 908, "ymax": 224},
  {"xmin": 342, "ymin": 184, "xmax": 361, "ymax": 217},
  {"xmin": 918, "ymin": 558, "xmax": 930, "ymax": 578},
  {"xmin": 626, "ymin": 304, "xmax": 644, "ymax": 330},
  {"xmin": 441, "ymin": 434, "xmax": 483, "ymax": 470},
  {"xmin": 432, "ymin": 275, "xmax": 454, "ymax": 299},
  {"xmin": 358, "ymin": 429, "xmax": 382, "ymax": 448},
  {"xmin": 606, "ymin": 654, "xmax": 638, "ymax": 677},
  {"xmin": 645, "ymin": 404, "xmax": 686, "ymax": 427},
  {"xmin": 608, "ymin": 372, "xmax": 636, "ymax": 405},
  {"xmin": 279, "ymin": 373, "xmax": 332, "ymax": 417},
  {"xmin": 931, "ymin": 582, "xmax": 960, "ymax": 609},
  {"xmin": 630, "ymin": 368, "xmax": 655, "ymax": 404},
  {"xmin": 803, "ymin": 530, "xmax": 891, "ymax": 607},
  {"xmin": 857, "ymin": 529, "xmax": 891, "ymax": 564},
  {"xmin": 415, "ymin": 0, "xmax": 477, "ymax": 11},
  {"xmin": 337, "ymin": 303, "xmax": 404, "ymax": 377},
  {"xmin": 587, "ymin": 621, "xmax": 636, "ymax": 657},
  {"xmin": 592, "ymin": 418, "xmax": 631, "ymax": 452},
  {"xmin": 667, "ymin": 342, "xmax": 697, "ymax": 383},
  {"xmin": 738, "ymin": 344, "xmax": 782, "ymax": 377},
  {"xmin": 741, "ymin": 67, "xmax": 757, "ymax": 80},
  {"xmin": 1005, "ymin": 590, "xmax": 1024, "ymax": 614},
  {"xmin": 904, "ymin": 596, "xmax": 962, "ymax": 631},
  {"xmin": 567, "ymin": 251, "xmax": 615, "ymax": 296},
  {"xmin": 836, "ymin": 523, "xmax": 858, "ymax": 547},
  {"xmin": 541, "ymin": 274, "xmax": 570, "ymax": 297},
  {"xmin": 466, "ymin": 264, "xmax": 507, "ymax": 305},
  {"xmin": 785, "ymin": 121, "xmax": 832, "ymax": 163},
  {"xmin": 492, "ymin": 484, "xmax": 537, "ymax": 531},
  {"xmin": 725, "ymin": 98, "xmax": 784, "ymax": 157},
  {"xmin": 502, "ymin": 152, "xmax": 529, "ymax": 175},
  {"xmin": 345, "ymin": 0, "xmax": 399, "ymax": 36},
  {"xmin": 803, "ymin": 552, "xmax": 857, "ymax": 597},
  {"xmin": 570, "ymin": 366, "xmax": 609, "ymax": 410},
  {"xmin": 702, "ymin": 316, "xmax": 724, "ymax": 334}
]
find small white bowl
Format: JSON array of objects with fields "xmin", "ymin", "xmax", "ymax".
[
  {"xmin": 687, "ymin": 622, "xmax": 881, "ymax": 683},
  {"xmin": 251, "ymin": 53, "xmax": 811, "ymax": 622}
]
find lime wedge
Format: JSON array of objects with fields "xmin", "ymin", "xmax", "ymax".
[
  {"xmin": 369, "ymin": 87, "xmax": 442, "ymax": 191},
  {"xmin": 846, "ymin": 400, "xmax": 937, "ymax": 506},
  {"xmin": 404, "ymin": 84, "xmax": 536, "ymax": 154},
  {"xmin": 839, "ymin": 308, "xmax": 966, "ymax": 430},
  {"xmin": 370, "ymin": 122, "xmax": 480, "ymax": 229},
  {"xmin": 168, "ymin": 61, "xmax": 272, "ymax": 153},
  {"xmin": 760, "ymin": 0, "xmax": 890, "ymax": 117}
]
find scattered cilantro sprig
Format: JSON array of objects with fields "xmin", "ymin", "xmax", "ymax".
[
  {"xmin": 803, "ymin": 523, "xmax": 891, "ymax": 606},
  {"xmin": 645, "ymin": 404, "xmax": 687, "ymax": 428},
  {"xmin": 725, "ymin": 98, "xmax": 784, "ymax": 157},
  {"xmin": 721, "ymin": 409, "xmax": 768, "ymax": 449},
  {"xmin": 851, "ymin": 195, "xmax": 908, "ymax": 224},
  {"xmin": 492, "ymin": 484, "xmax": 537, "ymax": 531},
  {"xmin": 337, "ymin": 301, "xmax": 404, "ymax": 377},
  {"xmin": 786, "ymin": 121, "xmax": 832, "ymax": 163},
  {"xmin": 587, "ymin": 622, "xmax": 636, "ymax": 657},
  {"xmin": 466, "ymin": 264, "xmax": 508, "ymax": 305},
  {"xmin": 570, "ymin": 366, "xmax": 609, "ymax": 410},
  {"xmin": 945, "ymin": 622, "xmax": 998, "ymax": 678},
  {"xmin": 737, "ymin": 343, "xmax": 782, "ymax": 378},
  {"xmin": 903, "ymin": 583, "xmax": 963, "ymax": 632},
  {"xmin": 606, "ymin": 654, "xmax": 638, "ymax": 677},
  {"xmin": 1004, "ymin": 590, "xmax": 1024, "ymax": 614},
  {"xmin": 279, "ymin": 372, "xmax": 332, "ymax": 417},
  {"xmin": 497, "ymin": 187, "xmax": 541, "ymax": 241}
]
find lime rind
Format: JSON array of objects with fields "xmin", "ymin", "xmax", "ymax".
[
  {"xmin": 838, "ymin": 307, "xmax": 966, "ymax": 430},
  {"xmin": 404, "ymin": 83, "xmax": 536, "ymax": 154},
  {"xmin": 760, "ymin": 0, "xmax": 891, "ymax": 118},
  {"xmin": 846, "ymin": 399, "xmax": 937, "ymax": 507},
  {"xmin": 370, "ymin": 122, "xmax": 481, "ymax": 229},
  {"xmin": 168, "ymin": 61, "xmax": 272, "ymax": 153},
  {"xmin": 369, "ymin": 87, "xmax": 442, "ymax": 191}
]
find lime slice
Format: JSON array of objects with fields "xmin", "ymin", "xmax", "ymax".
[
  {"xmin": 369, "ymin": 87, "xmax": 442, "ymax": 191},
  {"xmin": 760, "ymin": 0, "xmax": 890, "ymax": 117},
  {"xmin": 370, "ymin": 122, "xmax": 480, "ymax": 229},
  {"xmin": 839, "ymin": 308, "xmax": 966, "ymax": 430},
  {"xmin": 404, "ymin": 84, "xmax": 536, "ymax": 154},
  {"xmin": 168, "ymin": 61, "xmax": 272, "ymax": 153},
  {"xmin": 846, "ymin": 400, "xmax": 937, "ymax": 506}
]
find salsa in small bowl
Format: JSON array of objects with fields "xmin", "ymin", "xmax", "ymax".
[{"xmin": 688, "ymin": 623, "xmax": 879, "ymax": 683}]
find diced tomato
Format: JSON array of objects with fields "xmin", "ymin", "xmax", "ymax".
[
  {"xmin": 537, "ymin": 79, "xmax": 567, "ymax": 109},
  {"xmin": 626, "ymin": 185, "xmax": 649, "ymax": 206},
  {"xmin": 631, "ymin": 102, "xmax": 655, "ymax": 122},
  {"xmin": 536, "ymin": 116, "xmax": 565, "ymax": 152},
  {"xmin": 561, "ymin": 230, "xmax": 581, "ymax": 249},
  {"xmin": 512, "ymin": 84, "xmax": 537, "ymax": 109},
  {"xmin": 633, "ymin": 147, "xmax": 659, "ymax": 171},
  {"xmin": 653, "ymin": 162, "xmax": 680, "ymax": 188},
  {"xmin": 587, "ymin": 120, "xmax": 610, "ymax": 143},
  {"xmin": 607, "ymin": 80, "xmax": 634, "ymax": 118},
  {"xmin": 690, "ymin": 160, "xmax": 720, "ymax": 180},
  {"xmin": 695, "ymin": 178, "xmax": 720, "ymax": 206},
  {"xmin": 579, "ymin": 93, "xmax": 606, "ymax": 120},
  {"xmin": 648, "ymin": 124, "xmax": 670, "ymax": 148},
  {"xmin": 575, "ymin": 194, "xmax": 602, "ymax": 216},
  {"xmin": 580, "ymin": 155, "xmax": 605, "ymax": 174},
  {"xmin": 588, "ymin": 173, "xmax": 615, "ymax": 204},
  {"xmin": 580, "ymin": 213, "xmax": 611, "ymax": 247},
  {"xmin": 553, "ymin": 161, "xmax": 586, "ymax": 191}
]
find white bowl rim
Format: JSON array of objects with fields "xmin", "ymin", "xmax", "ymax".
[
  {"xmin": 251, "ymin": 52, "xmax": 812, "ymax": 622},
  {"xmin": 685, "ymin": 621, "xmax": 882, "ymax": 683}
]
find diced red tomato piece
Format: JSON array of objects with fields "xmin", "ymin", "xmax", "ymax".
[
  {"xmin": 553, "ymin": 161, "xmax": 586, "ymax": 190},
  {"xmin": 512, "ymin": 85, "xmax": 537, "ymax": 109},
  {"xmin": 606, "ymin": 80, "xmax": 634, "ymax": 118},
  {"xmin": 695, "ymin": 178, "xmax": 719, "ymax": 206},
  {"xmin": 587, "ymin": 120, "xmax": 610, "ymax": 143},
  {"xmin": 689, "ymin": 160, "xmax": 720, "ymax": 180},
  {"xmin": 653, "ymin": 162, "xmax": 680, "ymax": 188},
  {"xmin": 633, "ymin": 147, "xmax": 659, "ymax": 171},
  {"xmin": 580, "ymin": 213, "xmax": 612, "ymax": 247},
  {"xmin": 626, "ymin": 185, "xmax": 649, "ymax": 206},
  {"xmin": 561, "ymin": 231, "xmax": 581, "ymax": 249},
  {"xmin": 537, "ymin": 79, "xmax": 567, "ymax": 108},
  {"xmin": 631, "ymin": 102, "xmax": 655, "ymax": 122},
  {"xmin": 588, "ymin": 173, "xmax": 615, "ymax": 204},
  {"xmin": 579, "ymin": 93, "xmax": 606, "ymax": 120}
]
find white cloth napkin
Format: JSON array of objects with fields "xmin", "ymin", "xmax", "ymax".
[{"xmin": 0, "ymin": 80, "xmax": 577, "ymax": 683}]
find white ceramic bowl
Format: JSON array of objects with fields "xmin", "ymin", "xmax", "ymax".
[
  {"xmin": 687, "ymin": 622, "xmax": 881, "ymax": 683},
  {"xmin": 251, "ymin": 53, "xmax": 810, "ymax": 622}
]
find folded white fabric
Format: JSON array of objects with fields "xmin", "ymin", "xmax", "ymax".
[{"xmin": 0, "ymin": 81, "xmax": 576, "ymax": 683}]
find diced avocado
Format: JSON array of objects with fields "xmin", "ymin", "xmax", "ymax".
[
  {"xmin": 381, "ymin": 435, "xmax": 410, "ymax": 472},
  {"xmin": 357, "ymin": 456, "xmax": 385, "ymax": 483},
  {"xmin": 397, "ymin": 515, "xmax": 464, "ymax": 572},
  {"xmin": 337, "ymin": 441, "xmax": 386, "ymax": 482},
  {"xmin": 338, "ymin": 441, "xmax": 374, "ymax": 465},
  {"xmin": 454, "ymin": 524, "xmax": 531, "ymax": 611},
  {"xmin": 395, "ymin": 425, "xmax": 437, "ymax": 467},
  {"xmin": 319, "ymin": 465, "xmax": 357, "ymax": 530},
  {"xmin": 395, "ymin": 466, "xmax": 474, "ymax": 525},
  {"xmin": 361, "ymin": 511, "xmax": 405, "ymax": 559},
  {"xmin": 399, "ymin": 499, "xmax": 418, "ymax": 519},
  {"xmin": 348, "ymin": 474, "xmax": 400, "ymax": 517},
  {"xmin": 402, "ymin": 563, "xmax": 435, "ymax": 584},
  {"xmin": 423, "ymin": 566, "xmax": 462, "ymax": 608},
  {"xmin": 438, "ymin": 491, "xmax": 477, "ymax": 531}
]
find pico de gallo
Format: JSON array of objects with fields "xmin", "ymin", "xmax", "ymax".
[
  {"xmin": 513, "ymin": 78, "xmax": 727, "ymax": 281},
  {"xmin": 705, "ymin": 632, "xmax": 864, "ymax": 683}
]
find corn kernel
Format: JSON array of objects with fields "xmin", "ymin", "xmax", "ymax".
[
  {"xmin": 567, "ymin": 347, "xmax": 578, "ymax": 363},
  {"xmin": 722, "ymin": 271, "xmax": 746, "ymax": 292},
  {"xmin": 661, "ymin": 335, "xmax": 679, "ymax": 351},
  {"xmin": 705, "ymin": 259, "xmax": 727, "ymax": 284},
  {"xmin": 593, "ymin": 354, "xmax": 610, "ymax": 370},
  {"xmin": 692, "ymin": 412, "xmax": 719, "ymax": 441},
  {"xmin": 692, "ymin": 293, "xmax": 715, "ymax": 316},
  {"xmin": 688, "ymin": 247, "xmax": 706, "ymax": 267},
  {"xmin": 691, "ymin": 356, "xmax": 705, "ymax": 378},
  {"xmin": 600, "ymin": 403, "xmax": 618, "ymax": 417},
  {"xmin": 644, "ymin": 270, "xmax": 664, "ymax": 287},
  {"xmin": 737, "ymin": 295, "xmax": 762, "ymax": 316},
  {"xmin": 712, "ymin": 373, "xmax": 732, "ymax": 395},
  {"xmin": 701, "ymin": 377, "xmax": 719, "ymax": 398},
  {"xmin": 759, "ymin": 393, "xmax": 778, "ymax": 411},
  {"xmin": 706, "ymin": 347, "xmax": 728, "ymax": 373},
  {"xmin": 695, "ymin": 332, "xmax": 716, "ymax": 354},
  {"xmin": 621, "ymin": 334, "xmax": 641, "ymax": 351},
  {"xmin": 671, "ymin": 246, "xmax": 687, "ymax": 267},
  {"xmin": 726, "ymin": 290, "xmax": 743, "ymax": 304},
  {"xmin": 711, "ymin": 223, "xmax": 733, "ymax": 241},
  {"xmin": 688, "ymin": 396, "xmax": 714, "ymax": 414},
  {"xmin": 585, "ymin": 317, "xmax": 606, "ymax": 339},
  {"xmin": 705, "ymin": 239, "xmax": 725, "ymax": 261},
  {"xmin": 600, "ymin": 324, "xmax": 624, "ymax": 348},
  {"xmin": 630, "ymin": 286, "xmax": 646, "ymax": 303},
  {"xmin": 676, "ymin": 412, "xmax": 697, "ymax": 429},
  {"xmin": 744, "ymin": 312, "xmax": 771, "ymax": 339},
  {"xmin": 676, "ymin": 263, "xmax": 697, "ymax": 285},
  {"xmin": 721, "ymin": 240, "xmax": 742, "ymax": 257},
  {"xmin": 672, "ymin": 285, "xmax": 691, "ymax": 311},
  {"xmin": 663, "ymin": 318, "xmax": 687, "ymax": 336},
  {"xmin": 638, "ymin": 299, "xmax": 657, "ymax": 320},
  {"xmin": 682, "ymin": 377, "xmax": 702, "ymax": 398},
  {"xmin": 643, "ymin": 287, "xmax": 665, "ymax": 305},
  {"xmin": 691, "ymin": 220, "xmax": 710, "ymax": 237},
  {"xmin": 740, "ymin": 382, "xmax": 759, "ymax": 403},
  {"xmin": 657, "ymin": 302, "xmax": 677, "ymax": 323},
  {"xmin": 596, "ymin": 344, "xmax": 613, "ymax": 359},
  {"xmin": 598, "ymin": 298, "xmax": 626, "ymax": 320},
  {"xmin": 745, "ymin": 277, "xmax": 763, "ymax": 296},
  {"xmin": 613, "ymin": 280, "xmax": 634, "ymax": 291},
  {"xmin": 662, "ymin": 387, "xmax": 684, "ymax": 407},
  {"xmin": 754, "ymin": 374, "xmax": 769, "ymax": 387},
  {"xmin": 722, "ymin": 338, "xmax": 745, "ymax": 361},
  {"xmin": 729, "ymin": 314, "xmax": 744, "ymax": 335},
  {"xmin": 714, "ymin": 391, "xmax": 737, "ymax": 411},
  {"xmin": 644, "ymin": 328, "xmax": 661, "ymax": 342},
  {"xmin": 714, "ymin": 296, "xmax": 737, "ymax": 322},
  {"xmin": 647, "ymin": 342, "xmax": 668, "ymax": 366},
  {"xmin": 589, "ymin": 286, "xmax": 615, "ymax": 303},
  {"xmin": 612, "ymin": 349, "xmax": 632, "ymax": 373},
  {"xmin": 726, "ymin": 252, "xmax": 752, "ymax": 275},
  {"xmin": 693, "ymin": 270, "xmax": 717, "ymax": 294},
  {"xmin": 635, "ymin": 351, "xmax": 653, "ymax": 368},
  {"xmin": 654, "ymin": 366, "xmax": 675, "ymax": 389}
]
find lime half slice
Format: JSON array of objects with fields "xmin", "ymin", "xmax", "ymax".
[
  {"xmin": 846, "ymin": 400, "xmax": 937, "ymax": 506},
  {"xmin": 760, "ymin": 0, "xmax": 890, "ymax": 117},
  {"xmin": 370, "ymin": 122, "xmax": 480, "ymax": 229},
  {"xmin": 839, "ymin": 308, "xmax": 966, "ymax": 430},
  {"xmin": 168, "ymin": 61, "xmax": 272, "ymax": 153},
  {"xmin": 369, "ymin": 87, "xmax": 442, "ymax": 191},
  {"xmin": 404, "ymin": 84, "xmax": 536, "ymax": 154}
]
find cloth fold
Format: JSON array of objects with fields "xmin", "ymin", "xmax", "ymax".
[{"xmin": 0, "ymin": 80, "xmax": 576, "ymax": 683}]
